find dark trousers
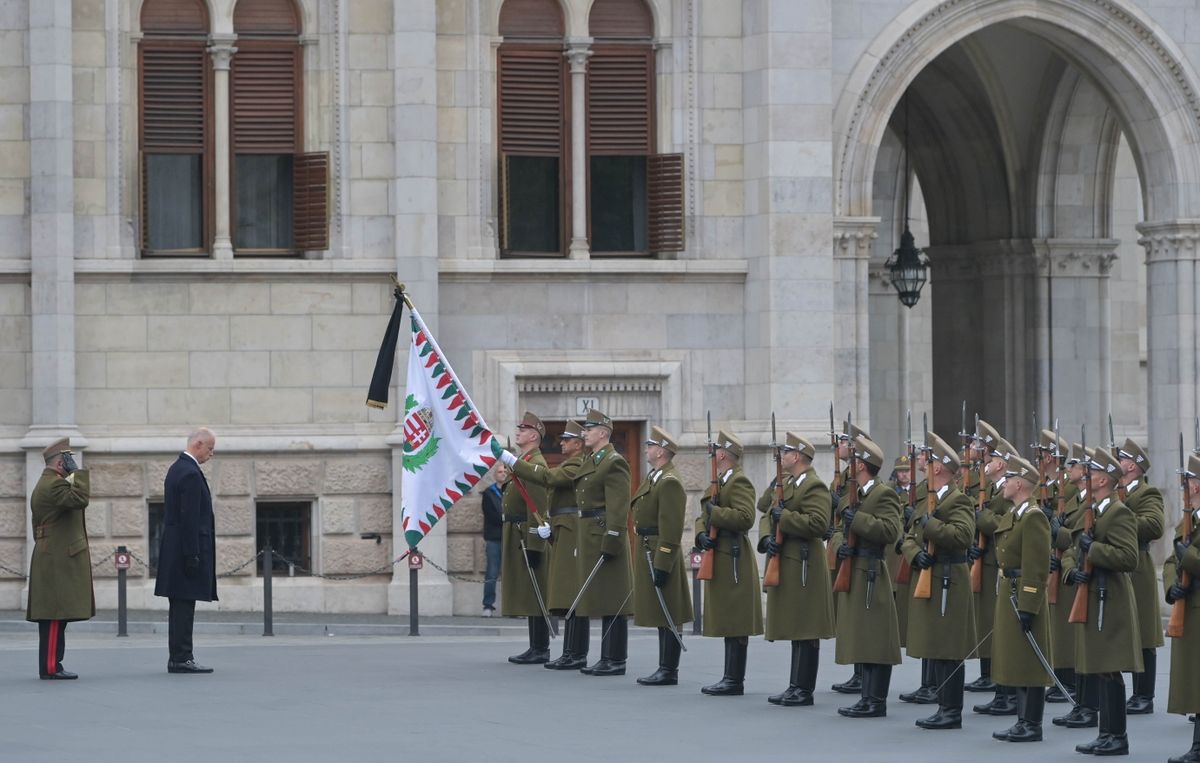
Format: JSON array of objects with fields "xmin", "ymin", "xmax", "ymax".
[
  {"xmin": 168, "ymin": 598, "xmax": 196, "ymax": 663},
  {"xmin": 37, "ymin": 620, "xmax": 66, "ymax": 676}
]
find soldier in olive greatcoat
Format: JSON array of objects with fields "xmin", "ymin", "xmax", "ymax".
[
  {"xmin": 538, "ymin": 420, "xmax": 590, "ymax": 671},
  {"xmin": 830, "ymin": 422, "xmax": 869, "ymax": 695},
  {"xmin": 694, "ymin": 429, "xmax": 762, "ymax": 696},
  {"xmin": 898, "ymin": 450, "xmax": 939, "ymax": 706},
  {"xmin": 1164, "ymin": 452, "xmax": 1200, "ymax": 763},
  {"xmin": 1116, "ymin": 437, "xmax": 1165, "ymax": 714},
  {"xmin": 26, "ymin": 439, "xmax": 93, "ymax": 680},
  {"xmin": 757, "ymin": 433, "xmax": 834, "ymax": 706},
  {"xmin": 1062, "ymin": 449, "xmax": 1143, "ymax": 756},
  {"xmin": 632, "ymin": 426, "xmax": 692, "ymax": 686},
  {"xmin": 989, "ymin": 456, "xmax": 1053, "ymax": 743}
]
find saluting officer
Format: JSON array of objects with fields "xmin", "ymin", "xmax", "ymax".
[
  {"xmin": 497, "ymin": 413, "xmax": 553, "ymax": 665},
  {"xmin": 510, "ymin": 408, "xmax": 633, "ymax": 676},
  {"xmin": 26, "ymin": 439, "xmax": 94, "ymax": 680},
  {"xmin": 757, "ymin": 433, "xmax": 834, "ymax": 706},
  {"xmin": 1062, "ymin": 449, "xmax": 1143, "ymax": 756},
  {"xmin": 540, "ymin": 420, "xmax": 590, "ymax": 671},
  {"xmin": 833, "ymin": 435, "xmax": 903, "ymax": 718},
  {"xmin": 902, "ymin": 433, "xmax": 978, "ymax": 730},
  {"xmin": 694, "ymin": 429, "xmax": 762, "ymax": 696},
  {"xmin": 632, "ymin": 426, "xmax": 692, "ymax": 686},
  {"xmin": 1116, "ymin": 437, "xmax": 1165, "ymax": 715},
  {"xmin": 1164, "ymin": 452, "xmax": 1200, "ymax": 763},
  {"xmin": 990, "ymin": 456, "xmax": 1053, "ymax": 743}
]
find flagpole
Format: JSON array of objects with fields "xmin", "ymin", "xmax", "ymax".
[{"xmin": 401, "ymin": 286, "xmax": 494, "ymax": 436}]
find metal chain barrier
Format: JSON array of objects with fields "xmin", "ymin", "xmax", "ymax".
[
  {"xmin": 0, "ymin": 561, "xmax": 26, "ymax": 579},
  {"xmin": 265, "ymin": 549, "xmax": 404, "ymax": 581},
  {"xmin": 420, "ymin": 555, "xmax": 488, "ymax": 585},
  {"xmin": 217, "ymin": 549, "xmax": 264, "ymax": 578}
]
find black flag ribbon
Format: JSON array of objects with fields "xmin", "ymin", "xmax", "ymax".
[{"xmin": 366, "ymin": 279, "xmax": 411, "ymax": 410}]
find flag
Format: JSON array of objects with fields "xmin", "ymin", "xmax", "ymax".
[{"xmin": 399, "ymin": 306, "xmax": 498, "ymax": 549}]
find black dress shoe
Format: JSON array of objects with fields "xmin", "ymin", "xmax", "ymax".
[
  {"xmin": 916, "ymin": 709, "xmax": 962, "ymax": 729},
  {"xmin": 831, "ymin": 673, "xmax": 862, "ymax": 694},
  {"xmin": 167, "ymin": 660, "xmax": 213, "ymax": 674},
  {"xmin": 636, "ymin": 668, "xmax": 678, "ymax": 686},
  {"xmin": 1090, "ymin": 733, "xmax": 1128, "ymax": 756},
  {"xmin": 585, "ymin": 659, "xmax": 625, "ymax": 677},
  {"xmin": 1046, "ymin": 686, "xmax": 1071, "ymax": 703},
  {"xmin": 1125, "ymin": 695, "xmax": 1153, "ymax": 715},
  {"xmin": 779, "ymin": 688, "xmax": 813, "ymax": 707},
  {"xmin": 1076, "ymin": 733, "xmax": 1113, "ymax": 754},
  {"xmin": 900, "ymin": 686, "xmax": 938, "ymax": 704},
  {"xmin": 767, "ymin": 687, "xmax": 790, "ymax": 705},
  {"xmin": 1005, "ymin": 720, "xmax": 1043, "ymax": 742},
  {"xmin": 547, "ymin": 654, "xmax": 586, "ymax": 671},
  {"xmin": 508, "ymin": 648, "xmax": 550, "ymax": 665},
  {"xmin": 700, "ymin": 678, "xmax": 744, "ymax": 696},
  {"xmin": 838, "ymin": 698, "xmax": 886, "ymax": 718},
  {"xmin": 39, "ymin": 669, "xmax": 78, "ymax": 680},
  {"xmin": 965, "ymin": 675, "xmax": 996, "ymax": 692},
  {"xmin": 973, "ymin": 695, "xmax": 1018, "ymax": 716},
  {"xmin": 1054, "ymin": 705, "xmax": 1098, "ymax": 728}
]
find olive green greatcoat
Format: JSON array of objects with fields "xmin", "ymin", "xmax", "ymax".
[
  {"xmin": 833, "ymin": 479, "xmax": 903, "ymax": 666},
  {"xmin": 973, "ymin": 482, "xmax": 1012, "ymax": 659},
  {"xmin": 694, "ymin": 466, "xmax": 762, "ymax": 637},
  {"xmin": 1050, "ymin": 486, "xmax": 1087, "ymax": 669},
  {"xmin": 827, "ymin": 466, "xmax": 851, "ymax": 572},
  {"xmin": 893, "ymin": 479, "xmax": 925, "ymax": 647},
  {"xmin": 26, "ymin": 469, "xmax": 95, "ymax": 623},
  {"xmin": 544, "ymin": 451, "xmax": 587, "ymax": 612},
  {"xmin": 1164, "ymin": 510, "xmax": 1200, "ymax": 714},
  {"xmin": 499, "ymin": 450, "xmax": 551, "ymax": 617},
  {"xmin": 901, "ymin": 484, "xmax": 977, "ymax": 660},
  {"xmin": 1062, "ymin": 496, "xmax": 1144, "ymax": 675},
  {"xmin": 991, "ymin": 502, "xmax": 1053, "ymax": 687},
  {"xmin": 757, "ymin": 468, "xmax": 835, "ymax": 642},
  {"xmin": 631, "ymin": 462, "xmax": 692, "ymax": 628},
  {"xmin": 1124, "ymin": 480, "xmax": 1166, "ymax": 649}
]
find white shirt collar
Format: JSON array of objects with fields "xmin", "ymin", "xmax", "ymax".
[
  {"xmin": 182, "ymin": 451, "xmax": 199, "ymax": 465},
  {"xmin": 936, "ymin": 484, "xmax": 949, "ymax": 500},
  {"xmin": 720, "ymin": 469, "xmax": 733, "ymax": 484},
  {"xmin": 1096, "ymin": 496, "xmax": 1112, "ymax": 515},
  {"xmin": 860, "ymin": 479, "xmax": 875, "ymax": 494},
  {"xmin": 651, "ymin": 469, "xmax": 662, "ymax": 483}
]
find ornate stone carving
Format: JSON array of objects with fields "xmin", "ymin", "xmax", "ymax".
[
  {"xmin": 1033, "ymin": 239, "xmax": 1120, "ymax": 277},
  {"xmin": 833, "ymin": 217, "xmax": 880, "ymax": 260},
  {"xmin": 1136, "ymin": 221, "xmax": 1200, "ymax": 264}
]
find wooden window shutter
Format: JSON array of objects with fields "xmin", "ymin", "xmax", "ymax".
[
  {"xmin": 587, "ymin": 46, "xmax": 652, "ymax": 155},
  {"xmin": 498, "ymin": 46, "xmax": 564, "ymax": 156},
  {"xmin": 293, "ymin": 151, "xmax": 329, "ymax": 251},
  {"xmin": 232, "ymin": 41, "xmax": 300, "ymax": 153},
  {"xmin": 647, "ymin": 153, "xmax": 684, "ymax": 252},
  {"xmin": 140, "ymin": 42, "xmax": 208, "ymax": 151},
  {"xmin": 498, "ymin": 153, "xmax": 510, "ymax": 250},
  {"xmin": 138, "ymin": 151, "xmax": 148, "ymax": 250}
]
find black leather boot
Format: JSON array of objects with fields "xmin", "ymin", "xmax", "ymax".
[
  {"xmin": 1008, "ymin": 686, "xmax": 1045, "ymax": 742},
  {"xmin": 637, "ymin": 628, "xmax": 680, "ymax": 686},
  {"xmin": 1047, "ymin": 668, "xmax": 1075, "ymax": 703},
  {"xmin": 1055, "ymin": 673, "xmax": 1099, "ymax": 727},
  {"xmin": 780, "ymin": 640, "xmax": 818, "ymax": 707},
  {"xmin": 550, "ymin": 616, "xmax": 588, "ymax": 670},
  {"xmin": 1077, "ymin": 677, "xmax": 1113, "ymax": 754},
  {"xmin": 702, "ymin": 637, "xmax": 746, "ymax": 696},
  {"xmin": 839, "ymin": 663, "xmax": 889, "ymax": 718},
  {"xmin": 1089, "ymin": 676, "xmax": 1129, "ymax": 756},
  {"xmin": 544, "ymin": 615, "xmax": 573, "ymax": 669},
  {"xmin": 974, "ymin": 685, "xmax": 1018, "ymax": 716},
  {"xmin": 902, "ymin": 659, "xmax": 938, "ymax": 704},
  {"xmin": 966, "ymin": 657, "xmax": 996, "ymax": 692},
  {"xmin": 1126, "ymin": 649, "xmax": 1155, "ymax": 715},
  {"xmin": 509, "ymin": 617, "xmax": 551, "ymax": 664},
  {"xmin": 832, "ymin": 663, "xmax": 863, "ymax": 694},
  {"xmin": 917, "ymin": 660, "xmax": 963, "ymax": 730},
  {"xmin": 769, "ymin": 641, "xmax": 802, "ymax": 705},
  {"xmin": 1168, "ymin": 718, "xmax": 1200, "ymax": 763},
  {"xmin": 587, "ymin": 616, "xmax": 627, "ymax": 676}
]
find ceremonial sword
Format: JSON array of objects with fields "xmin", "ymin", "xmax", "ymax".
[
  {"xmin": 518, "ymin": 535, "xmax": 558, "ymax": 637},
  {"xmin": 1010, "ymin": 594, "xmax": 1076, "ymax": 705},
  {"xmin": 645, "ymin": 549, "xmax": 687, "ymax": 652},
  {"xmin": 565, "ymin": 554, "xmax": 607, "ymax": 621}
]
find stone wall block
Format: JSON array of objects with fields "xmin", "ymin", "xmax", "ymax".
[
  {"xmin": 322, "ymin": 457, "xmax": 390, "ymax": 494},
  {"xmin": 217, "ymin": 461, "xmax": 251, "ymax": 496},
  {"xmin": 322, "ymin": 536, "xmax": 390, "ymax": 575},
  {"xmin": 0, "ymin": 460, "xmax": 22, "ymax": 497},
  {"xmin": 88, "ymin": 462, "xmax": 144, "ymax": 497},
  {"xmin": 357, "ymin": 496, "xmax": 392, "ymax": 534},
  {"xmin": 109, "ymin": 499, "xmax": 145, "ymax": 537},
  {"xmin": 215, "ymin": 498, "xmax": 254, "ymax": 536},
  {"xmin": 446, "ymin": 534, "xmax": 475, "ymax": 572},
  {"xmin": 216, "ymin": 538, "xmax": 258, "ymax": 577},
  {"xmin": 446, "ymin": 495, "xmax": 482, "ymax": 532},
  {"xmin": 144, "ymin": 460, "xmax": 174, "ymax": 497},
  {"xmin": 254, "ymin": 459, "xmax": 322, "ymax": 496},
  {"xmin": 673, "ymin": 453, "xmax": 710, "ymax": 491},
  {"xmin": 85, "ymin": 501, "xmax": 108, "ymax": 537},
  {"xmin": 0, "ymin": 498, "xmax": 24, "ymax": 537},
  {"xmin": 322, "ymin": 497, "xmax": 356, "ymax": 534},
  {"xmin": 0, "ymin": 539, "xmax": 25, "ymax": 578}
]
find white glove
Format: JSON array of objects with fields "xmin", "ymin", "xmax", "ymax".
[
  {"xmin": 500, "ymin": 449, "xmax": 517, "ymax": 467},
  {"xmin": 536, "ymin": 523, "xmax": 552, "ymax": 540}
]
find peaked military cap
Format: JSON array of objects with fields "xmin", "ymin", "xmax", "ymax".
[
  {"xmin": 974, "ymin": 419, "xmax": 1001, "ymax": 446},
  {"xmin": 1039, "ymin": 429, "xmax": 1068, "ymax": 455},
  {"xmin": 518, "ymin": 411, "xmax": 545, "ymax": 437},
  {"xmin": 1066, "ymin": 442, "xmax": 1087, "ymax": 465},
  {"xmin": 1006, "ymin": 456, "xmax": 1039, "ymax": 485},
  {"xmin": 894, "ymin": 454, "xmax": 912, "ymax": 470},
  {"xmin": 561, "ymin": 420, "xmax": 583, "ymax": 439},
  {"xmin": 991, "ymin": 437, "xmax": 1019, "ymax": 461},
  {"xmin": 839, "ymin": 422, "xmax": 869, "ymax": 442},
  {"xmin": 782, "ymin": 432, "xmax": 815, "ymax": 459},
  {"xmin": 646, "ymin": 425, "xmax": 678, "ymax": 454},
  {"xmin": 852, "ymin": 435, "xmax": 884, "ymax": 468},
  {"xmin": 42, "ymin": 438, "xmax": 72, "ymax": 461},
  {"xmin": 583, "ymin": 408, "xmax": 612, "ymax": 430},
  {"xmin": 1088, "ymin": 448, "xmax": 1122, "ymax": 477},
  {"xmin": 715, "ymin": 429, "xmax": 743, "ymax": 459},
  {"xmin": 1118, "ymin": 437, "xmax": 1151, "ymax": 473},
  {"xmin": 927, "ymin": 432, "xmax": 961, "ymax": 471}
]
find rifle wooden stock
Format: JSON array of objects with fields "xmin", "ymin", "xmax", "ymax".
[
  {"xmin": 832, "ymin": 461, "xmax": 859, "ymax": 595},
  {"xmin": 1067, "ymin": 484, "xmax": 1096, "ymax": 625},
  {"xmin": 970, "ymin": 469, "xmax": 987, "ymax": 593},
  {"xmin": 913, "ymin": 477, "xmax": 937, "ymax": 599},
  {"xmin": 763, "ymin": 456, "xmax": 786, "ymax": 588},
  {"xmin": 696, "ymin": 524, "xmax": 717, "ymax": 582},
  {"xmin": 1047, "ymin": 469, "xmax": 1068, "ymax": 605},
  {"xmin": 896, "ymin": 556, "xmax": 912, "ymax": 584},
  {"xmin": 1167, "ymin": 493, "xmax": 1194, "ymax": 638},
  {"xmin": 697, "ymin": 446, "xmax": 719, "ymax": 582}
]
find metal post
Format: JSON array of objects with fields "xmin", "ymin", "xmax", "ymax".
[
  {"xmin": 262, "ymin": 545, "xmax": 273, "ymax": 637},
  {"xmin": 409, "ymin": 562, "xmax": 420, "ymax": 636},
  {"xmin": 116, "ymin": 545, "xmax": 127, "ymax": 637},
  {"xmin": 692, "ymin": 567, "xmax": 702, "ymax": 635}
]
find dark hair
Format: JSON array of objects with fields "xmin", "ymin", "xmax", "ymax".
[{"xmin": 864, "ymin": 462, "xmax": 880, "ymax": 478}]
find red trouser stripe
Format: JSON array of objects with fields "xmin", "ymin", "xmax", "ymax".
[{"xmin": 46, "ymin": 620, "xmax": 59, "ymax": 675}]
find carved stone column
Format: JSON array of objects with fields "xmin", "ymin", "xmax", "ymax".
[
  {"xmin": 833, "ymin": 217, "xmax": 879, "ymax": 428},
  {"xmin": 208, "ymin": 37, "xmax": 237, "ymax": 259},
  {"xmin": 565, "ymin": 40, "xmax": 592, "ymax": 260}
]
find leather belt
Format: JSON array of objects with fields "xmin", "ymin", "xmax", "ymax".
[
  {"xmin": 549, "ymin": 506, "xmax": 579, "ymax": 518},
  {"xmin": 932, "ymin": 554, "xmax": 969, "ymax": 565},
  {"xmin": 34, "ymin": 525, "xmax": 52, "ymax": 540},
  {"xmin": 636, "ymin": 526, "xmax": 658, "ymax": 536},
  {"xmin": 1002, "ymin": 567, "xmax": 1023, "ymax": 578},
  {"xmin": 852, "ymin": 544, "xmax": 885, "ymax": 559},
  {"xmin": 581, "ymin": 509, "xmax": 606, "ymax": 519},
  {"xmin": 502, "ymin": 514, "xmax": 527, "ymax": 523}
]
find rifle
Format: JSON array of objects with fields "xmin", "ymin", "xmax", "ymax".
[
  {"xmin": 763, "ymin": 413, "xmax": 784, "ymax": 588},
  {"xmin": 970, "ymin": 413, "xmax": 986, "ymax": 593},
  {"xmin": 832, "ymin": 412, "xmax": 860, "ymax": 594},
  {"xmin": 1033, "ymin": 411, "xmax": 1048, "ymax": 512},
  {"xmin": 1168, "ymin": 433, "xmax": 1192, "ymax": 638},
  {"xmin": 896, "ymin": 410, "xmax": 916, "ymax": 585},
  {"xmin": 1048, "ymin": 419, "xmax": 1067, "ymax": 605},
  {"xmin": 1109, "ymin": 413, "xmax": 1127, "ymax": 502},
  {"xmin": 913, "ymin": 419, "xmax": 935, "ymax": 600},
  {"xmin": 1068, "ymin": 425, "xmax": 1094, "ymax": 625},
  {"xmin": 826, "ymin": 405, "xmax": 842, "ymax": 570},
  {"xmin": 957, "ymin": 400, "xmax": 970, "ymax": 491},
  {"xmin": 696, "ymin": 411, "xmax": 718, "ymax": 582}
]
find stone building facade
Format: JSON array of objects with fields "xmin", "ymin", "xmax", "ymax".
[{"xmin": 0, "ymin": 0, "xmax": 1196, "ymax": 613}]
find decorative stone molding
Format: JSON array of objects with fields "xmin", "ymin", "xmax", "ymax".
[
  {"xmin": 833, "ymin": 217, "xmax": 880, "ymax": 260},
  {"xmin": 207, "ymin": 34, "xmax": 238, "ymax": 70},
  {"xmin": 1033, "ymin": 239, "xmax": 1120, "ymax": 277},
  {"xmin": 1136, "ymin": 220, "xmax": 1200, "ymax": 264},
  {"xmin": 564, "ymin": 40, "xmax": 593, "ymax": 73},
  {"xmin": 520, "ymin": 380, "xmax": 663, "ymax": 394}
]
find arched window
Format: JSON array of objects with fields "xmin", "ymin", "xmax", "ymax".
[{"xmin": 139, "ymin": 0, "xmax": 211, "ymax": 254}]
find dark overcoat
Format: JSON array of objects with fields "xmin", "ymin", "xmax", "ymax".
[
  {"xmin": 26, "ymin": 469, "xmax": 95, "ymax": 622},
  {"xmin": 154, "ymin": 454, "xmax": 218, "ymax": 602}
]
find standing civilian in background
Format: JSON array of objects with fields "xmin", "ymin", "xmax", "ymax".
[
  {"xmin": 480, "ymin": 464, "xmax": 505, "ymax": 617},
  {"xmin": 155, "ymin": 428, "xmax": 218, "ymax": 674}
]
